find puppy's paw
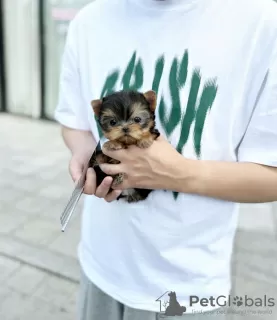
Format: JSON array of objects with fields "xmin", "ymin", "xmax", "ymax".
[
  {"xmin": 137, "ymin": 138, "xmax": 153, "ymax": 149},
  {"xmin": 104, "ymin": 141, "xmax": 123, "ymax": 151},
  {"xmin": 112, "ymin": 173, "xmax": 124, "ymax": 187},
  {"xmin": 107, "ymin": 158, "xmax": 120, "ymax": 165},
  {"xmin": 126, "ymin": 190, "xmax": 145, "ymax": 203},
  {"xmin": 95, "ymin": 153, "xmax": 109, "ymax": 164}
]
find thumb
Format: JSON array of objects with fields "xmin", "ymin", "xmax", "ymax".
[{"xmin": 69, "ymin": 156, "xmax": 85, "ymax": 183}]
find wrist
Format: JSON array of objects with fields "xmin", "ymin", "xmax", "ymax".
[{"xmin": 170, "ymin": 156, "xmax": 204, "ymax": 194}]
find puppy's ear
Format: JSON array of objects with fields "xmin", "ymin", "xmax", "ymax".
[
  {"xmin": 143, "ymin": 90, "xmax": 157, "ymax": 112},
  {"xmin": 91, "ymin": 99, "xmax": 102, "ymax": 117}
]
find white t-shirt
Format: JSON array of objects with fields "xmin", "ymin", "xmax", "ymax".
[{"xmin": 55, "ymin": 0, "xmax": 277, "ymax": 314}]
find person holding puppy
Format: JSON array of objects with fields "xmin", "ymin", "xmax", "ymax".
[{"xmin": 55, "ymin": 0, "xmax": 277, "ymax": 319}]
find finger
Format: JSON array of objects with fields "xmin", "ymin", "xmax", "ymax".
[
  {"xmin": 104, "ymin": 190, "xmax": 122, "ymax": 202},
  {"xmin": 83, "ymin": 168, "xmax": 96, "ymax": 195},
  {"xmin": 111, "ymin": 180, "xmax": 128, "ymax": 190},
  {"xmin": 99, "ymin": 163, "xmax": 123, "ymax": 176},
  {"xmin": 158, "ymin": 135, "xmax": 166, "ymax": 141},
  {"xmin": 95, "ymin": 176, "xmax": 113, "ymax": 198},
  {"xmin": 102, "ymin": 146, "xmax": 126, "ymax": 160}
]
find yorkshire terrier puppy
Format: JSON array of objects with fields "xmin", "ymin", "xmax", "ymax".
[{"xmin": 90, "ymin": 89, "xmax": 160, "ymax": 203}]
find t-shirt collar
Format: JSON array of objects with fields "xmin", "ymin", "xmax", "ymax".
[{"xmin": 130, "ymin": 0, "xmax": 200, "ymax": 11}]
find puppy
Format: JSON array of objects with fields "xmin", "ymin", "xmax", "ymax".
[{"xmin": 90, "ymin": 89, "xmax": 160, "ymax": 203}]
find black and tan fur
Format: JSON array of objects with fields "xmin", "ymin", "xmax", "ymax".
[{"xmin": 90, "ymin": 89, "xmax": 160, "ymax": 203}]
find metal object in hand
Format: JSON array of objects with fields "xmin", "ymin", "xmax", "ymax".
[{"xmin": 60, "ymin": 141, "xmax": 101, "ymax": 232}]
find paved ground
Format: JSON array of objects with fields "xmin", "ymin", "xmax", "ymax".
[{"xmin": 0, "ymin": 113, "xmax": 277, "ymax": 319}]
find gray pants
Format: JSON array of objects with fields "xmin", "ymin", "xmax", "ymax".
[{"xmin": 78, "ymin": 269, "xmax": 227, "ymax": 320}]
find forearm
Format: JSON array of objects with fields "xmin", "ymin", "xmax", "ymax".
[
  {"xmin": 61, "ymin": 125, "xmax": 96, "ymax": 158},
  {"xmin": 175, "ymin": 158, "xmax": 277, "ymax": 203}
]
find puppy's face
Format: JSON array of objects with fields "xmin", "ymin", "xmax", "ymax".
[{"xmin": 91, "ymin": 90, "xmax": 157, "ymax": 144}]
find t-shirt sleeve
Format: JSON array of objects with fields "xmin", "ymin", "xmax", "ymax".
[
  {"xmin": 54, "ymin": 19, "xmax": 90, "ymax": 131},
  {"xmin": 237, "ymin": 44, "xmax": 277, "ymax": 167}
]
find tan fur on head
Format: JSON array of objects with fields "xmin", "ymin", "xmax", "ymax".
[
  {"xmin": 92, "ymin": 90, "xmax": 160, "ymax": 151},
  {"xmin": 89, "ymin": 90, "xmax": 160, "ymax": 203},
  {"xmin": 105, "ymin": 126, "xmax": 124, "ymax": 141},
  {"xmin": 143, "ymin": 90, "xmax": 157, "ymax": 112},
  {"xmin": 91, "ymin": 99, "xmax": 102, "ymax": 116}
]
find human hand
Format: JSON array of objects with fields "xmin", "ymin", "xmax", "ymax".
[
  {"xmin": 99, "ymin": 135, "xmax": 186, "ymax": 191},
  {"xmin": 69, "ymin": 153, "xmax": 122, "ymax": 202}
]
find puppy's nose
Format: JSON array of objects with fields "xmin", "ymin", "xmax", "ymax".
[{"xmin": 122, "ymin": 127, "xmax": 129, "ymax": 133}]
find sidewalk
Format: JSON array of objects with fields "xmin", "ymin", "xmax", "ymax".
[
  {"xmin": 0, "ymin": 113, "xmax": 277, "ymax": 319},
  {"xmin": 0, "ymin": 114, "xmax": 81, "ymax": 320}
]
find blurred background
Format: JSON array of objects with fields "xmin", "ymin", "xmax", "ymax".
[{"xmin": 0, "ymin": 0, "xmax": 277, "ymax": 319}]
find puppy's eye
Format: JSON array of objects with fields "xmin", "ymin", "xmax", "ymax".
[
  {"xmin": 110, "ymin": 119, "xmax": 117, "ymax": 126},
  {"xmin": 134, "ymin": 117, "xmax": 141, "ymax": 123}
]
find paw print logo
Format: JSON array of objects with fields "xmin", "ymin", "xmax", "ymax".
[{"xmin": 233, "ymin": 296, "xmax": 243, "ymax": 307}]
